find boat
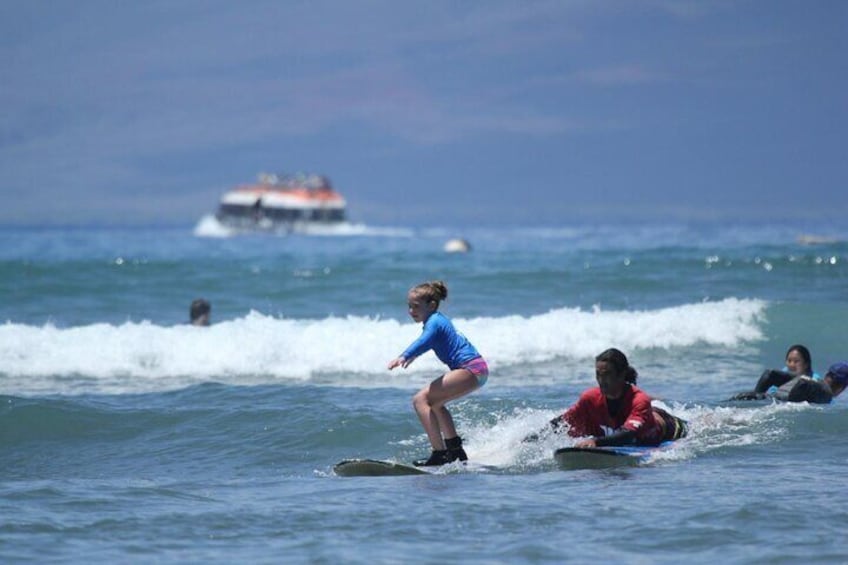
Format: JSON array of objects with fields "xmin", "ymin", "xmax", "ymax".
[{"xmin": 214, "ymin": 172, "xmax": 347, "ymax": 233}]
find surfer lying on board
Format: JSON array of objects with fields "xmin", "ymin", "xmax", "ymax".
[
  {"xmin": 525, "ymin": 348, "xmax": 688, "ymax": 448},
  {"xmin": 730, "ymin": 361, "xmax": 848, "ymax": 404},
  {"xmin": 387, "ymin": 280, "xmax": 489, "ymax": 466}
]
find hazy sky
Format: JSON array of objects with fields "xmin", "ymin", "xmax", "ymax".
[{"xmin": 1, "ymin": 1, "xmax": 846, "ymax": 227}]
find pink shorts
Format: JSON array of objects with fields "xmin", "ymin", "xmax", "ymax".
[{"xmin": 460, "ymin": 357, "xmax": 489, "ymax": 387}]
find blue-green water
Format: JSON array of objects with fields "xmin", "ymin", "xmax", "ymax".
[{"xmin": 1, "ymin": 223, "xmax": 847, "ymax": 563}]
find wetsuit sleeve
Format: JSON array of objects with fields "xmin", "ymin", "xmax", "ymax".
[
  {"xmin": 528, "ymin": 414, "xmax": 639, "ymax": 445},
  {"xmin": 730, "ymin": 390, "xmax": 768, "ymax": 401},
  {"xmin": 754, "ymin": 369, "xmax": 794, "ymax": 393},
  {"xmin": 594, "ymin": 429, "xmax": 638, "ymax": 447},
  {"xmin": 549, "ymin": 414, "xmax": 565, "ymax": 431},
  {"xmin": 785, "ymin": 378, "xmax": 833, "ymax": 404}
]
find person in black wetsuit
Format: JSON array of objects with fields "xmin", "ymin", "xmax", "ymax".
[
  {"xmin": 190, "ymin": 298, "xmax": 211, "ymax": 326},
  {"xmin": 732, "ymin": 362, "xmax": 848, "ymax": 404}
]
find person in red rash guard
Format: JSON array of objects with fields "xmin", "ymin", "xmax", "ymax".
[{"xmin": 528, "ymin": 348, "xmax": 687, "ymax": 448}]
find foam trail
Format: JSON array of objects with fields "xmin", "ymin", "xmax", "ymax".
[{"xmin": 458, "ymin": 398, "xmax": 809, "ymax": 470}]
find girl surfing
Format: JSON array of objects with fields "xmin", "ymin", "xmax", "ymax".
[{"xmin": 387, "ymin": 280, "xmax": 489, "ymax": 466}]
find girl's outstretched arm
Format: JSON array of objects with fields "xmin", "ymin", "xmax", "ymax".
[{"xmin": 388, "ymin": 356, "xmax": 415, "ymax": 370}]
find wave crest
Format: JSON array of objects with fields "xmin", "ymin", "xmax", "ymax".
[{"xmin": 0, "ymin": 298, "xmax": 766, "ymax": 395}]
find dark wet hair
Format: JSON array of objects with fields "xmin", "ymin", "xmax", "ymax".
[
  {"xmin": 190, "ymin": 298, "xmax": 211, "ymax": 321},
  {"xmin": 785, "ymin": 344, "xmax": 812, "ymax": 373},
  {"xmin": 410, "ymin": 280, "xmax": 448, "ymax": 306},
  {"xmin": 595, "ymin": 348, "xmax": 638, "ymax": 384}
]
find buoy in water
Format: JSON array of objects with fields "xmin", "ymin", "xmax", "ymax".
[{"xmin": 443, "ymin": 238, "xmax": 471, "ymax": 253}]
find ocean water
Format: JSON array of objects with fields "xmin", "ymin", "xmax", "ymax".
[{"xmin": 1, "ymin": 221, "xmax": 847, "ymax": 563}]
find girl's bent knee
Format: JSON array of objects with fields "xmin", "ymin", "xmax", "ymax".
[{"xmin": 412, "ymin": 390, "xmax": 428, "ymax": 407}]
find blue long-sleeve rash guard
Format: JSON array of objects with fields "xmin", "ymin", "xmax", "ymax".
[{"xmin": 401, "ymin": 312, "xmax": 480, "ymax": 370}]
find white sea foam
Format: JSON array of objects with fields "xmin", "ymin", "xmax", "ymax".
[
  {"xmin": 192, "ymin": 214, "xmax": 234, "ymax": 238},
  {"xmin": 0, "ymin": 298, "xmax": 767, "ymax": 395}
]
